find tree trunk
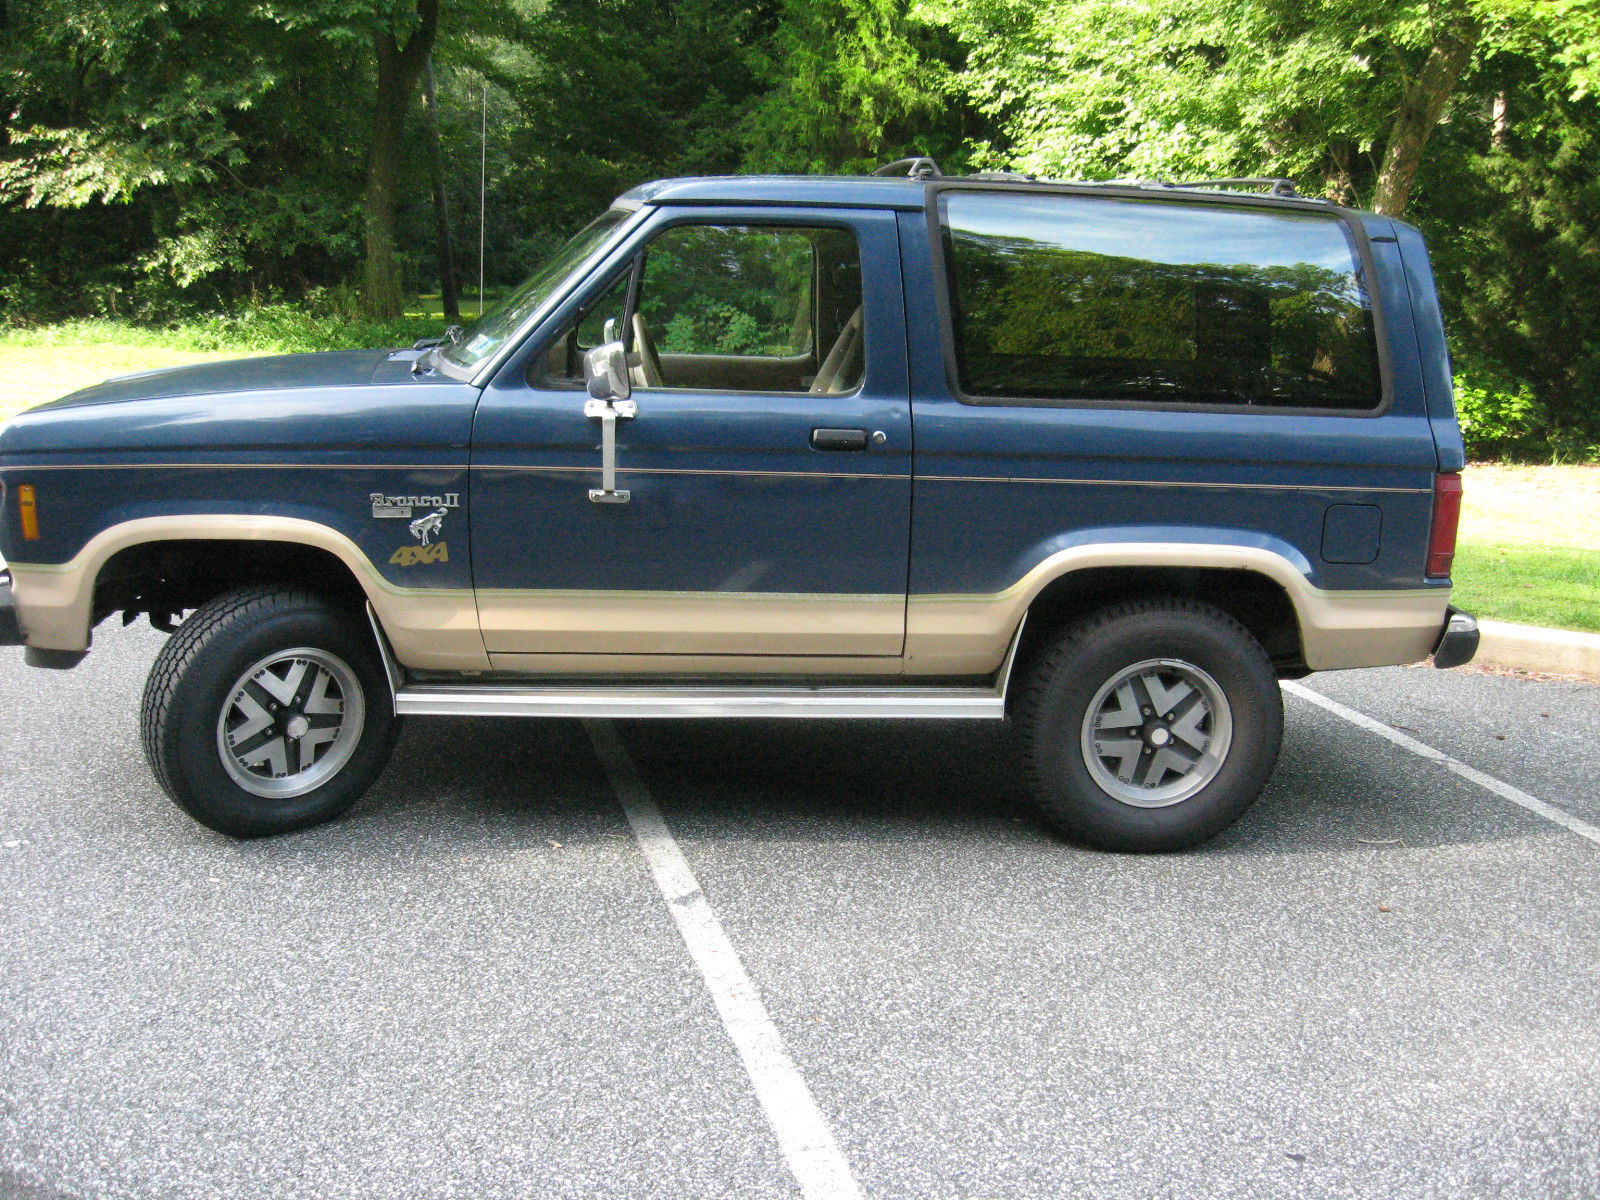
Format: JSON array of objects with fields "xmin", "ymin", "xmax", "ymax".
[
  {"xmin": 1371, "ymin": 18, "xmax": 1478, "ymax": 217},
  {"xmin": 359, "ymin": 0, "xmax": 439, "ymax": 319},
  {"xmin": 420, "ymin": 59, "xmax": 460, "ymax": 323}
]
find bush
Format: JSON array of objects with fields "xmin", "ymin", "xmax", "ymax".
[
  {"xmin": 1454, "ymin": 365, "xmax": 1547, "ymax": 460},
  {"xmin": 1453, "ymin": 362, "xmax": 1600, "ymax": 463},
  {"xmin": 0, "ymin": 305, "xmax": 442, "ymax": 358}
]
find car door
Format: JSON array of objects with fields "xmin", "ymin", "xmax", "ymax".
[{"xmin": 470, "ymin": 205, "xmax": 911, "ymax": 672}]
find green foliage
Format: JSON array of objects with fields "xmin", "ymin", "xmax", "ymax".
[
  {"xmin": 1414, "ymin": 73, "xmax": 1600, "ymax": 462},
  {"xmin": 641, "ymin": 227, "xmax": 815, "ymax": 356},
  {"xmin": 1454, "ymin": 365, "xmax": 1546, "ymax": 459},
  {"xmin": 740, "ymin": 0, "xmax": 983, "ymax": 173},
  {"xmin": 0, "ymin": 307, "xmax": 435, "ymax": 355}
]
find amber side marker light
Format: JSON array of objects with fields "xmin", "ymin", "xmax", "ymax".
[
  {"xmin": 1426, "ymin": 472, "xmax": 1462, "ymax": 578},
  {"xmin": 17, "ymin": 483, "xmax": 39, "ymax": 541}
]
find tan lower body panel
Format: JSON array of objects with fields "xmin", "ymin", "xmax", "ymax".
[
  {"xmin": 903, "ymin": 543, "xmax": 1450, "ymax": 676},
  {"xmin": 475, "ymin": 589, "xmax": 906, "ymax": 658},
  {"xmin": 12, "ymin": 520, "xmax": 1448, "ymax": 682},
  {"xmin": 6, "ymin": 515, "xmax": 490, "ymax": 672}
]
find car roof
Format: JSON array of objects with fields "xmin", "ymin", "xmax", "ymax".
[
  {"xmin": 613, "ymin": 173, "xmax": 1366, "ymax": 218},
  {"xmin": 615, "ymin": 175, "xmax": 932, "ymax": 211}
]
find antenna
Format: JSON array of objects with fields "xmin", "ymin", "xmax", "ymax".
[{"xmin": 478, "ymin": 84, "xmax": 487, "ymax": 317}]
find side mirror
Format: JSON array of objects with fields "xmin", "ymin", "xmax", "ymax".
[{"xmin": 583, "ymin": 340, "xmax": 632, "ymax": 402}]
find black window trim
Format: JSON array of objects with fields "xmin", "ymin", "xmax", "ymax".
[{"xmin": 921, "ymin": 180, "xmax": 1397, "ymax": 420}]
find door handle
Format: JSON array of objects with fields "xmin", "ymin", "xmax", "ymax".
[
  {"xmin": 810, "ymin": 427, "xmax": 868, "ymax": 451},
  {"xmin": 585, "ymin": 397, "xmax": 638, "ymax": 503}
]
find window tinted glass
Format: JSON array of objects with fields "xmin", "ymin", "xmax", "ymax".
[
  {"xmin": 640, "ymin": 226, "xmax": 815, "ymax": 357},
  {"xmin": 940, "ymin": 193, "xmax": 1382, "ymax": 410}
]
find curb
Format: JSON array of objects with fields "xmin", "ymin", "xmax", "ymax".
[{"xmin": 1474, "ymin": 619, "xmax": 1600, "ymax": 682}]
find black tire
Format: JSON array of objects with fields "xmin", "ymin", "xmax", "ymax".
[
  {"xmin": 140, "ymin": 585, "xmax": 399, "ymax": 837},
  {"xmin": 1015, "ymin": 599, "xmax": 1283, "ymax": 852}
]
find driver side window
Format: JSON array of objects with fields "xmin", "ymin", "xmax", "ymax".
[{"xmin": 541, "ymin": 223, "xmax": 863, "ymax": 395}]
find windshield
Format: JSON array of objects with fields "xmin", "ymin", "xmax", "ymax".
[{"xmin": 437, "ymin": 208, "xmax": 632, "ymax": 376}]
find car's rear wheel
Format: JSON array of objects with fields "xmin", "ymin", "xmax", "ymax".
[
  {"xmin": 1015, "ymin": 599, "xmax": 1283, "ymax": 851},
  {"xmin": 141, "ymin": 586, "xmax": 398, "ymax": 837}
]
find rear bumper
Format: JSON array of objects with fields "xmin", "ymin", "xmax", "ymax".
[
  {"xmin": 1432, "ymin": 606, "xmax": 1479, "ymax": 669},
  {"xmin": 0, "ymin": 569, "xmax": 23, "ymax": 646}
]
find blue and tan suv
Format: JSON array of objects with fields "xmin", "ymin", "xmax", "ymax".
[{"xmin": 0, "ymin": 160, "xmax": 1478, "ymax": 850}]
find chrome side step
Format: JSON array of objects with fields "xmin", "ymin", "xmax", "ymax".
[
  {"xmin": 368, "ymin": 606, "xmax": 1027, "ymax": 722},
  {"xmin": 393, "ymin": 684, "xmax": 1006, "ymax": 720}
]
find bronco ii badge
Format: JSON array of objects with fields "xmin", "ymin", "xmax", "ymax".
[{"xmin": 369, "ymin": 491, "xmax": 460, "ymax": 519}]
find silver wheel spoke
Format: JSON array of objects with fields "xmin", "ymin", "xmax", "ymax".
[
  {"xmin": 257, "ymin": 660, "xmax": 308, "ymax": 707},
  {"xmin": 303, "ymin": 668, "xmax": 342, "ymax": 716},
  {"xmin": 1095, "ymin": 737, "xmax": 1144, "ymax": 782},
  {"xmin": 227, "ymin": 691, "xmax": 273, "ymax": 745},
  {"xmin": 1146, "ymin": 746, "xmax": 1197, "ymax": 787},
  {"xmin": 241, "ymin": 737, "xmax": 290, "ymax": 779},
  {"xmin": 1143, "ymin": 674, "xmax": 1193, "ymax": 718},
  {"xmin": 1169, "ymin": 696, "xmax": 1211, "ymax": 751},
  {"xmin": 1096, "ymin": 682, "xmax": 1142, "ymax": 730},
  {"xmin": 297, "ymin": 724, "xmax": 338, "ymax": 771}
]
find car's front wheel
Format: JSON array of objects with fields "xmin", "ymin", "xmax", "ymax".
[
  {"xmin": 1015, "ymin": 599, "xmax": 1283, "ymax": 851},
  {"xmin": 140, "ymin": 586, "xmax": 399, "ymax": 837}
]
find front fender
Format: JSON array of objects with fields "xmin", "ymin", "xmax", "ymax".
[{"xmin": 5, "ymin": 515, "xmax": 488, "ymax": 671}]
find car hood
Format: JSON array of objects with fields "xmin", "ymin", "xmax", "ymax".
[
  {"xmin": 0, "ymin": 346, "xmax": 475, "ymax": 462},
  {"xmin": 27, "ymin": 348, "xmax": 399, "ymax": 411}
]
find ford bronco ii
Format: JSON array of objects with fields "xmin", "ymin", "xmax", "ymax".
[{"xmin": 0, "ymin": 160, "xmax": 1479, "ymax": 850}]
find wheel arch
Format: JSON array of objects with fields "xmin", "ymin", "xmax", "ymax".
[
  {"xmin": 8, "ymin": 515, "xmax": 489, "ymax": 671},
  {"xmin": 1014, "ymin": 564, "xmax": 1307, "ymax": 685},
  {"xmin": 908, "ymin": 540, "xmax": 1446, "ymax": 679}
]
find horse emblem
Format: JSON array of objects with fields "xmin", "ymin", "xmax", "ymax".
[{"xmin": 409, "ymin": 508, "xmax": 447, "ymax": 546}]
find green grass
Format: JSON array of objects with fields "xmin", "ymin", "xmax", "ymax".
[
  {"xmin": 1451, "ymin": 541, "xmax": 1600, "ymax": 634},
  {"xmin": 1, "ymin": 343, "xmax": 258, "ymax": 421}
]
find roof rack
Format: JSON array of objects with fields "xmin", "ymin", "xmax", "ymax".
[
  {"xmin": 1169, "ymin": 177, "xmax": 1303, "ymax": 198},
  {"xmin": 872, "ymin": 156, "xmax": 943, "ymax": 180}
]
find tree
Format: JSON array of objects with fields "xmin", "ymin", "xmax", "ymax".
[
  {"xmin": 739, "ymin": 0, "xmax": 981, "ymax": 173},
  {"xmin": 420, "ymin": 60, "xmax": 461, "ymax": 323},
  {"xmin": 361, "ymin": 0, "xmax": 438, "ymax": 316},
  {"xmin": 922, "ymin": 0, "xmax": 1584, "ymax": 218}
]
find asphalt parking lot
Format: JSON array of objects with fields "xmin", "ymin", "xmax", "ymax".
[{"xmin": 3, "ymin": 621, "xmax": 1599, "ymax": 1200}]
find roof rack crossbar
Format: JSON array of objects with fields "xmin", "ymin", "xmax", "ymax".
[
  {"xmin": 1171, "ymin": 177, "xmax": 1302, "ymax": 198},
  {"xmin": 872, "ymin": 156, "xmax": 943, "ymax": 180}
]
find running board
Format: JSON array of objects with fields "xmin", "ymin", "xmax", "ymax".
[
  {"xmin": 366, "ymin": 605, "xmax": 1026, "ymax": 722},
  {"xmin": 393, "ymin": 683, "xmax": 1006, "ymax": 720}
]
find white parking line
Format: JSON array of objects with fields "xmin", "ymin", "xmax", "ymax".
[
  {"xmin": 584, "ymin": 719, "xmax": 864, "ymax": 1200},
  {"xmin": 1283, "ymin": 680, "xmax": 1600, "ymax": 849}
]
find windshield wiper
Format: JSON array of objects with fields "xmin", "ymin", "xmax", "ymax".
[
  {"xmin": 410, "ymin": 325, "xmax": 465, "ymax": 377},
  {"xmin": 411, "ymin": 324, "xmax": 465, "ymax": 350}
]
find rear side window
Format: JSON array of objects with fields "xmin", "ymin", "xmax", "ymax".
[{"xmin": 939, "ymin": 192, "xmax": 1383, "ymax": 411}]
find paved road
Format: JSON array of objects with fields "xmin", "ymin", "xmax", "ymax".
[{"xmin": 3, "ymin": 623, "xmax": 1598, "ymax": 1200}]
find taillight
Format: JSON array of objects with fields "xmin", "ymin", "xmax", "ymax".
[{"xmin": 1426, "ymin": 472, "xmax": 1462, "ymax": 578}]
